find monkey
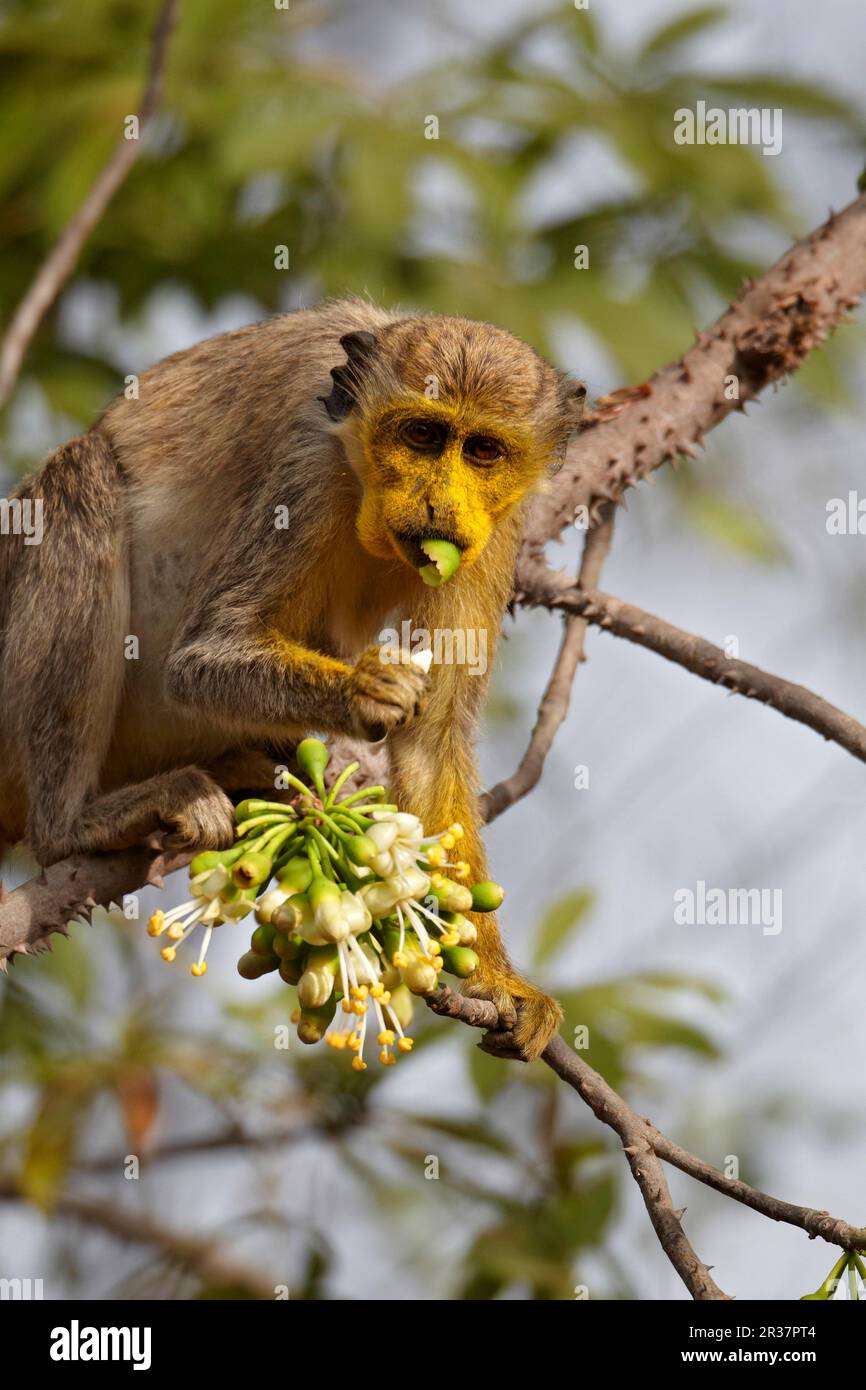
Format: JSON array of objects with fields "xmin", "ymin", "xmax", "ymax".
[{"xmin": 0, "ymin": 297, "xmax": 585, "ymax": 1060}]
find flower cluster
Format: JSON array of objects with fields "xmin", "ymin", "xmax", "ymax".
[{"xmin": 147, "ymin": 738, "xmax": 504, "ymax": 1069}]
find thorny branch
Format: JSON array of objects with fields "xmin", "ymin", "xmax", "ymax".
[
  {"xmin": 1, "ymin": 59, "xmax": 866, "ymax": 1297},
  {"xmin": 519, "ymin": 566, "xmax": 866, "ymax": 766},
  {"xmin": 427, "ymin": 986, "xmax": 866, "ymax": 1300}
]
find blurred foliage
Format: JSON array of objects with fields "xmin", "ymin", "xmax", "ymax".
[
  {"xmin": 1, "ymin": 0, "xmax": 863, "ymax": 1298},
  {"xmin": 0, "ymin": 911, "xmax": 724, "ymax": 1298}
]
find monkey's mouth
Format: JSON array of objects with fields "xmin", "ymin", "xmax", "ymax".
[{"xmin": 393, "ymin": 531, "xmax": 467, "ymax": 569}]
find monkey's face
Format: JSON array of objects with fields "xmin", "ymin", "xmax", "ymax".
[
  {"xmin": 350, "ymin": 403, "xmax": 547, "ymax": 571},
  {"xmin": 323, "ymin": 316, "xmax": 585, "ymax": 575}
]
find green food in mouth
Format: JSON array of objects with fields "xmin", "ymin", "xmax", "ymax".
[{"xmin": 418, "ymin": 538, "xmax": 461, "ymax": 586}]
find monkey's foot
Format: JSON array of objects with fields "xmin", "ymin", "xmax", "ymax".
[
  {"xmin": 160, "ymin": 769, "xmax": 236, "ymax": 852},
  {"xmin": 465, "ymin": 975, "xmax": 563, "ymax": 1063},
  {"xmin": 346, "ymin": 645, "xmax": 429, "ymax": 742}
]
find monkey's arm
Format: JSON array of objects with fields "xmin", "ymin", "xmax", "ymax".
[
  {"xmin": 164, "ymin": 494, "xmax": 425, "ymax": 741},
  {"xmin": 386, "ymin": 550, "xmax": 562, "ymax": 1062}
]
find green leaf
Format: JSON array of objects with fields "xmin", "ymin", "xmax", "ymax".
[
  {"xmin": 532, "ymin": 888, "xmax": 595, "ymax": 967},
  {"xmin": 637, "ymin": 6, "xmax": 729, "ymax": 65}
]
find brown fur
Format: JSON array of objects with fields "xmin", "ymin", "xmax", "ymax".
[{"xmin": 0, "ymin": 298, "xmax": 583, "ymax": 1059}]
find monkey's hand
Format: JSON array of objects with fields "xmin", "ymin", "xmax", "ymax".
[
  {"xmin": 465, "ymin": 963, "xmax": 563, "ymax": 1063},
  {"xmin": 345, "ymin": 646, "xmax": 429, "ymax": 743}
]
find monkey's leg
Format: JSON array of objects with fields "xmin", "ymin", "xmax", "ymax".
[
  {"xmin": 1, "ymin": 431, "xmax": 235, "ymax": 865},
  {"xmin": 387, "ymin": 662, "xmax": 562, "ymax": 1063},
  {"xmin": 30, "ymin": 766, "xmax": 236, "ymax": 865}
]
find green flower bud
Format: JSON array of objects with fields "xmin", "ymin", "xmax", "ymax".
[
  {"xmin": 344, "ymin": 834, "xmax": 378, "ymax": 867},
  {"xmin": 440, "ymin": 945, "xmax": 479, "ymax": 979},
  {"xmin": 296, "ymin": 738, "xmax": 330, "ymax": 790},
  {"xmin": 471, "ymin": 880, "xmax": 505, "ymax": 912},
  {"xmin": 189, "ymin": 851, "xmax": 224, "ymax": 876},
  {"xmin": 251, "ymin": 922, "xmax": 276, "ymax": 956},
  {"xmin": 237, "ymin": 949, "xmax": 279, "ymax": 980},
  {"xmin": 279, "ymin": 957, "xmax": 304, "ymax": 985},
  {"xmin": 297, "ymin": 995, "xmax": 337, "ymax": 1044},
  {"xmin": 233, "ymin": 850, "xmax": 274, "ymax": 890},
  {"xmin": 277, "ymin": 856, "xmax": 313, "ymax": 895}
]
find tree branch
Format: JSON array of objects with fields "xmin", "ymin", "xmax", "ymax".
[
  {"xmin": 0, "ymin": 0, "xmax": 180, "ymax": 408},
  {"xmin": 427, "ymin": 986, "xmax": 866, "ymax": 1296},
  {"xmin": 519, "ymin": 564, "xmax": 866, "ymax": 766},
  {"xmin": 481, "ymin": 506, "xmax": 615, "ymax": 824},
  {"xmin": 521, "ymin": 190, "xmax": 866, "ymax": 552}
]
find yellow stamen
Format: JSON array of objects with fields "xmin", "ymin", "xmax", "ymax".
[
  {"xmin": 454, "ymin": 861, "xmax": 470, "ymax": 879},
  {"xmin": 377, "ymin": 1030, "xmax": 395, "ymax": 1046},
  {"xmin": 398, "ymin": 1037, "xmax": 414, "ymax": 1053},
  {"xmin": 191, "ymin": 962, "xmax": 207, "ymax": 977},
  {"xmin": 167, "ymin": 921, "xmax": 185, "ymax": 941},
  {"xmin": 147, "ymin": 911, "xmax": 166, "ymax": 938},
  {"xmin": 160, "ymin": 946, "xmax": 176, "ymax": 962},
  {"xmin": 351, "ymin": 1056, "xmax": 367, "ymax": 1071}
]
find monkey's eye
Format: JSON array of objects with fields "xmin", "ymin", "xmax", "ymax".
[
  {"xmin": 399, "ymin": 418, "xmax": 446, "ymax": 452},
  {"xmin": 463, "ymin": 435, "xmax": 503, "ymax": 465}
]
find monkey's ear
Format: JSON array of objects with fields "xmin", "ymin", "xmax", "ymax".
[
  {"xmin": 319, "ymin": 330, "xmax": 378, "ymax": 421},
  {"xmin": 549, "ymin": 378, "xmax": 587, "ymax": 473},
  {"xmin": 560, "ymin": 378, "xmax": 587, "ymax": 426}
]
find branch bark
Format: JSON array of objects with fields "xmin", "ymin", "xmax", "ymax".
[
  {"xmin": 427, "ymin": 985, "xmax": 866, "ymax": 1296},
  {"xmin": 519, "ymin": 565, "xmax": 866, "ymax": 765},
  {"xmin": 521, "ymin": 190, "xmax": 866, "ymax": 552},
  {"xmin": 0, "ymin": 0, "xmax": 180, "ymax": 408},
  {"xmin": 482, "ymin": 506, "xmax": 615, "ymax": 824}
]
